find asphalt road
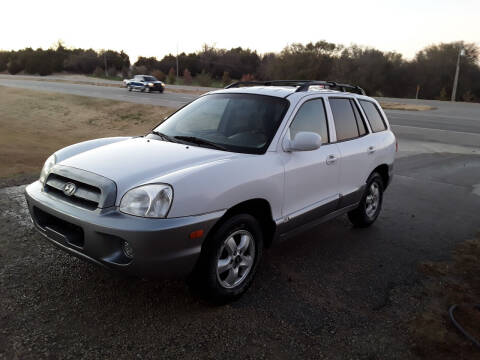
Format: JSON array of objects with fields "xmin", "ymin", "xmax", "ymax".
[
  {"xmin": 0, "ymin": 77, "xmax": 199, "ymax": 108},
  {"xmin": 1, "ymin": 77, "xmax": 480, "ymax": 359},
  {"xmin": 1, "ymin": 76, "xmax": 479, "ymax": 147}
]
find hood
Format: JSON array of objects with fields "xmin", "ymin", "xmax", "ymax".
[{"xmin": 60, "ymin": 137, "xmax": 238, "ymax": 192}]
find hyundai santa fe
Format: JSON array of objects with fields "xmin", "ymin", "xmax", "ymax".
[{"xmin": 25, "ymin": 80, "xmax": 396, "ymax": 302}]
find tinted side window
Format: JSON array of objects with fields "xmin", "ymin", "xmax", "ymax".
[
  {"xmin": 359, "ymin": 100, "xmax": 387, "ymax": 132},
  {"xmin": 289, "ymin": 99, "xmax": 329, "ymax": 144},
  {"xmin": 329, "ymin": 98, "xmax": 359, "ymax": 141},
  {"xmin": 351, "ymin": 100, "xmax": 367, "ymax": 136}
]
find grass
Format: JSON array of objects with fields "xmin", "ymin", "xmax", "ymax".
[
  {"xmin": 379, "ymin": 102, "xmax": 436, "ymax": 111},
  {"xmin": 87, "ymin": 74, "xmax": 124, "ymax": 81},
  {"xmin": 173, "ymin": 77, "xmax": 223, "ymax": 88},
  {"xmin": 0, "ymin": 86, "xmax": 174, "ymax": 179},
  {"xmin": 411, "ymin": 234, "xmax": 480, "ymax": 358}
]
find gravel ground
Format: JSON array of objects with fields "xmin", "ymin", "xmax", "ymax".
[
  {"xmin": 2, "ymin": 147, "xmax": 480, "ymax": 359},
  {"xmin": 0, "ymin": 184, "xmax": 417, "ymax": 360}
]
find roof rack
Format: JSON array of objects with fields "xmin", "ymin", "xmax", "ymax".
[{"xmin": 225, "ymin": 80, "xmax": 366, "ymax": 95}]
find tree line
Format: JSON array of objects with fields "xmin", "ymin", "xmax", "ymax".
[{"xmin": 1, "ymin": 40, "xmax": 479, "ymax": 101}]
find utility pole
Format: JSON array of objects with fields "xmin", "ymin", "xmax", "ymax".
[
  {"xmin": 451, "ymin": 48, "xmax": 465, "ymax": 101},
  {"xmin": 104, "ymin": 52, "xmax": 108, "ymax": 77}
]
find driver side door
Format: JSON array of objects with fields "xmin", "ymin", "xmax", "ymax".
[{"xmin": 281, "ymin": 98, "xmax": 341, "ymax": 231}]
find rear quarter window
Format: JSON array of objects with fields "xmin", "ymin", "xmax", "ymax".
[
  {"xmin": 329, "ymin": 98, "xmax": 360, "ymax": 141},
  {"xmin": 359, "ymin": 100, "xmax": 387, "ymax": 132}
]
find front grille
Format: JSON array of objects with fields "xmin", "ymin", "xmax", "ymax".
[
  {"xmin": 33, "ymin": 206, "xmax": 84, "ymax": 248},
  {"xmin": 45, "ymin": 173, "xmax": 101, "ymax": 210}
]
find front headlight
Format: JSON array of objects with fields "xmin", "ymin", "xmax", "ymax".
[
  {"xmin": 39, "ymin": 154, "xmax": 56, "ymax": 184},
  {"xmin": 148, "ymin": 82, "xmax": 154, "ymax": 87},
  {"xmin": 119, "ymin": 184, "xmax": 173, "ymax": 218}
]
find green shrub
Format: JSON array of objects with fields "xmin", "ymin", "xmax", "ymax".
[
  {"xmin": 196, "ymin": 70, "xmax": 212, "ymax": 87},
  {"xmin": 167, "ymin": 67, "xmax": 176, "ymax": 84},
  {"xmin": 462, "ymin": 90, "xmax": 476, "ymax": 102},
  {"xmin": 438, "ymin": 87, "xmax": 448, "ymax": 101}
]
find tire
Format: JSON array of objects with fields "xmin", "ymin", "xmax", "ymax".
[
  {"xmin": 348, "ymin": 172, "xmax": 384, "ymax": 228},
  {"xmin": 159, "ymin": 89, "xmax": 164, "ymax": 94},
  {"xmin": 127, "ymin": 86, "xmax": 132, "ymax": 91},
  {"xmin": 189, "ymin": 214, "xmax": 263, "ymax": 304}
]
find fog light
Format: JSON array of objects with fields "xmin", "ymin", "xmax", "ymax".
[{"xmin": 122, "ymin": 241, "xmax": 134, "ymax": 259}]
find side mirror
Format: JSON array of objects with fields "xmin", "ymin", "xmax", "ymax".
[{"xmin": 284, "ymin": 131, "xmax": 322, "ymax": 152}]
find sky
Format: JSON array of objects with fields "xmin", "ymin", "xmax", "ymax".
[{"xmin": 2, "ymin": 0, "xmax": 479, "ymax": 62}]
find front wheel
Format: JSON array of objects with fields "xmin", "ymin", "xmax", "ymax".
[
  {"xmin": 348, "ymin": 172, "xmax": 384, "ymax": 227},
  {"xmin": 189, "ymin": 214, "xmax": 263, "ymax": 303}
]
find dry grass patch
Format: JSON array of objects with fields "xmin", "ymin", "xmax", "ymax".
[
  {"xmin": 411, "ymin": 235, "xmax": 480, "ymax": 358},
  {"xmin": 0, "ymin": 86, "xmax": 174, "ymax": 179},
  {"xmin": 379, "ymin": 102, "xmax": 436, "ymax": 111}
]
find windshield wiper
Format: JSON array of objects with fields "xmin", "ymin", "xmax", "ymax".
[
  {"xmin": 151, "ymin": 130, "xmax": 178, "ymax": 143},
  {"xmin": 174, "ymin": 136, "xmax": 227, "ymax": 151}
]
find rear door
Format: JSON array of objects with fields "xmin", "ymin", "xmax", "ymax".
[
  {"xmin": 327, "ymin": 97, "xmax": 374, "ymax": 207},
  {"xmin": 281, "ymin": 97, "xmax": 341, "ymax": 228}
]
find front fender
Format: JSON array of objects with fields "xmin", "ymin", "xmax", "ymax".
[{"xmin": 55, "ymin": 137, "xmax": 131, "ymax": 163}]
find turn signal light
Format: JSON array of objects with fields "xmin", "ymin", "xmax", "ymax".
[{"xmin": 189, "ymin": 230, "xmax": 204, "ymax": 239}]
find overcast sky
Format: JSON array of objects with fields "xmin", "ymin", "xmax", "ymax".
[{"xmin": 2, "ymin": 0, "xmax": 479, "ymax": 61}]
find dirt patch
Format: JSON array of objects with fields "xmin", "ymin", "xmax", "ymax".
[
  {"xmin": 411, "ymin": 235, "xmax": 480, "ymax": 358},
  {"xmin": 379, "ymin": 102, "xmax": 436, "ymax": 111},
  {"xmin": 0, "ymin": 86, "xmax": 174, "ymax": 179}
]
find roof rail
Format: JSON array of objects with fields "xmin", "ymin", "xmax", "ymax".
[{"xmin": 225, "ymin": 80, "xmax": 366, "ymax": 95}]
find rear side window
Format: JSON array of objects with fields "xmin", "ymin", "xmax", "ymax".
[
  {"xmin": 329, "ymin": 98, "xmax": 361, "ymax": 141},
  {"xmin": 359, "ymin": 100, "xmax": 387, "ymax": 132},
  {"xmin": 289, "ymin": 99, "xmax": 329, "ymax": 144}
]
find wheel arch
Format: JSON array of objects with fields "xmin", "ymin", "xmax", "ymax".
[
  {"xmin": 206, "ymin": 198, "xmax": 276, "ymax": 249},
  {"xmin": 371, "ymin": 164, "xmax": 390, "ymax": 189}
]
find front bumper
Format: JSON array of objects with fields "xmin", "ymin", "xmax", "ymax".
[
  {"xmin": 25, "ymin": 181, "xmax": 224, "ymax": 278},
  {"xmin": 149, "ymin": 84, "xmax": 164, "ymax": 92}
]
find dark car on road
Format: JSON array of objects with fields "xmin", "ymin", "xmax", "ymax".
[{"xmin": 126, "ymin": 75, "xmax": 165, "ymax": 93}]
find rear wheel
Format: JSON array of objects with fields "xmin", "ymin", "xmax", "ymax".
[
  {"xmin": 348, "ymin": 172, "xmax": 384, "ymax": 227},
  {"xmin": 189, "ymin": 214, "xmax": 263, "ymax": 303},
  {"xmin": 127, "ymin": 86, "xmax": 132, "ymax": 91}
]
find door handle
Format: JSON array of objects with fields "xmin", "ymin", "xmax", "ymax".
[
  {"xmin": 367, "ymin": 146, "xmax": 376, "ymax": 154},
  {"xmin": 326, "ymin": 154, "xmax": 337, "ymax": 165}
]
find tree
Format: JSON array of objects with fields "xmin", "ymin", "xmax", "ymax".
[
  {"xmin": 222, "ymin": 71, "xmax": 231, "ymax": 86},
  {"xmin": 183, "ymin": 68, "xmax": 192, "ymax": 84},
  {"xmin": 167, "ymin": 67, "xmax": 176, "ymax": 84},
  {"xmin": 196, "ymin": 70, "xmax": 212, "ymax": 87},
  {"xmin": 152, "ymin": 70, "xmax": 166, "ymax": 81},
  {"xmin": 0, "ymin": 51, "xmax": 9, "ymax": 72},
  {"xmin": 240, "ymin": 74, "xmax": 255, "ymax": 81}
]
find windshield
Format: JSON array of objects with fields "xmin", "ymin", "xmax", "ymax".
[
  {"xmin": 152, "ymin": 93, "xmax": 289, "ymax": 154},
  {"xmin": 144, "ymin": 76, "xmax": 157, "ymax": 81}
]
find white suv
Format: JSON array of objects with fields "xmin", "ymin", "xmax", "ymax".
[{"xmin": 25, "ymin": 80, "xmax": 396, "ymax": 302}]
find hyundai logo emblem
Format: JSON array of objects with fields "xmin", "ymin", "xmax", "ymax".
[{"xmin": 63, "ymin": 182, "xmax": 77, "ymax": 196}]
